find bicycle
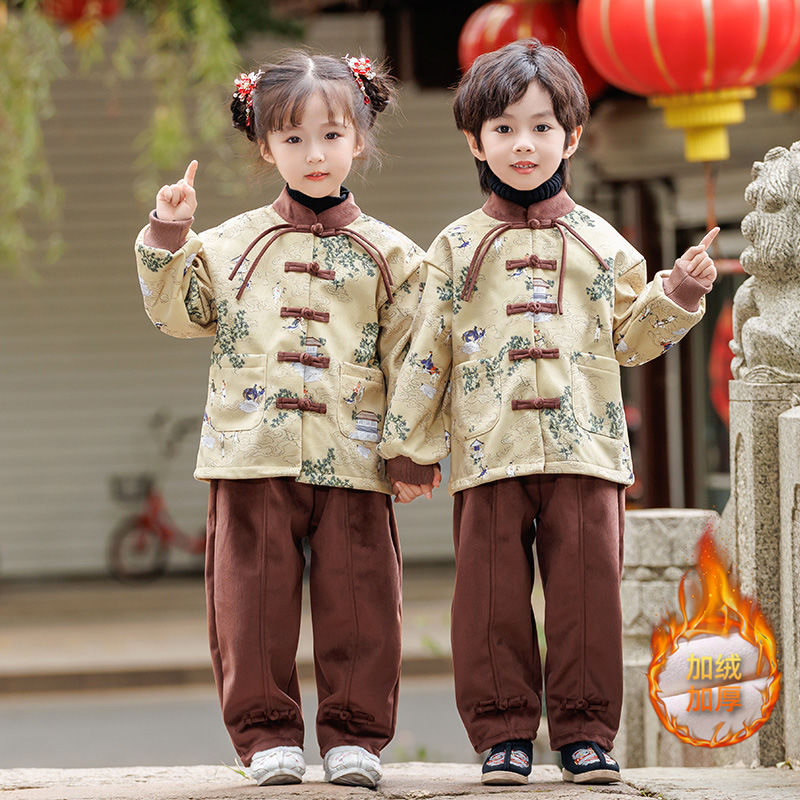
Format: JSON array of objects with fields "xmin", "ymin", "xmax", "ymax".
[{"xmin": 107, "ymin": 412, "xmax": 205, "ymax": 582}]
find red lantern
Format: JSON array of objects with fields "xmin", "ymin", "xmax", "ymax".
[
  {"xmin": 42, "ymin": 0, "xmax": 124, "ymax": 25},
  {"xmin": 459, "ymin": 0, "xmax": 608, "ymax": 100},
  {"xmin": 578, "ymin": 0, "xmax": 800, "ymax": 161}
]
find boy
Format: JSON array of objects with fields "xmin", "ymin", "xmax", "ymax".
[{"xmin": 379, "ymin": 40, "xmax": 716, "ymax": 785}]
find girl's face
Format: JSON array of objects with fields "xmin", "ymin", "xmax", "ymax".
[
  {"xmin": 261, "ymin": 91, "xmax": 363, "ymax": 198},
  {"xmin": 465, "ymin": 81, "xmax": 582, "ymax": 192}
]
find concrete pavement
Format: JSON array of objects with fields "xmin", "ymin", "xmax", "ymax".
[
  {"xmin": 1, "ymin": 763, "xmax": 799, "ymax": 799},
  {"xmin": 3, "ymin": 569, "xmax": 798, "ymax": 797}
]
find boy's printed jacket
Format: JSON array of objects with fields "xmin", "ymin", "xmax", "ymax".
[
  {"xmin": 378, "ymin": 190, "xmax": 709, "ymax": 494},
  {"xmin": 135, "ymin": 188, "xmax": 423, "ymax": 493}
]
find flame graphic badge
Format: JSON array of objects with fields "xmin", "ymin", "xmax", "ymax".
[{"xmin": 648, "ymin": 526, "xmax": 781, "ymax": 746}]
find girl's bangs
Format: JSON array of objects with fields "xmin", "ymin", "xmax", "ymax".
[
  {"xmin": 266, "ymin": 78, "xmax": 356, "ymax": 131},
  {"xmin": 317, "ymin": 81, "xmax": 358, "ymax": 127}
]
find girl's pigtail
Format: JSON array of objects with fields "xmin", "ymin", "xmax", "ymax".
[
  {"xmin": 231, "ymin": 70, "xmax": 264, "ymax": 142},
  {"xmin": 362, "ymin": 71, "xmax": 393, "ymax": 115},
  {"xmin": 343, "ymin": 55, "xmax": 395, "ymax": 121},
  {"xmin": 230, "ymin": 94, "xmax": 254, "ymax": 141}
]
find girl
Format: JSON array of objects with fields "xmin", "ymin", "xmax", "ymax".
[
  {"xmin": 379, "ymin": 40, "xmax": 717, "ymax": 785},
  {"xmin": 135, "ymin": 51, "xmax": 436, "ymax": 788}
]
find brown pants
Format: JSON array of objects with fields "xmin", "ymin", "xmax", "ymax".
[
  {"xmin": 451, "ymin": 474, "xmax": 624, "ymax": 753},
  {"xmin": 205, "ymin": 478, "xmax": 402, "ymax": 765}
]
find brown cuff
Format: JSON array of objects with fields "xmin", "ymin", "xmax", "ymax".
[
  {"xmin": 385, "ymin": 456, "xmax": 437, "ymax": 486},
  {"xmin": 662, "ymin": 263, "xmax": 712, "ymax": 312},
  {"xmin": 142, "ymin": 211, "xmax": 193, "ymax": 252}
]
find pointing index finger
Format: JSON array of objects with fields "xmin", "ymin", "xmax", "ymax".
[
  {"xmin": 184, "ymin": 160, "xmax": 198, "ymax": 187},
  {"xmin": 698, "ymin": 227, "xmax": 720, "ymax": 250}
]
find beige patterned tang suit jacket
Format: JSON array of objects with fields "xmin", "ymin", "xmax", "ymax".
[
  {"xmin": 135, "ymin": 188, "xmax": 424, "ymax": 493},
  {"xmin": 377, "ymin": 190, "xmax": 708, "ymax": 493}
]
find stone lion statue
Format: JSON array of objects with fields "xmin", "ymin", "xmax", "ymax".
[{"xmin": 732, "ymin": 141, "xmax": 800, "ymax": 383}]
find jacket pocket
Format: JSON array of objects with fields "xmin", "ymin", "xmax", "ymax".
[
  {"xmin": 570, "ymin": 352, "xmax": 625, "ymax": 439},
  {"xmin": 337, "ymin": 362, "xmax": 386, "ymax": 443},
  {"xmin": 206, "ymin": 354, "xmax": 267, "ymax": 432},
  {"xmin": 451, "ymin": 359, "xmax": 500, "ymax": 440}
]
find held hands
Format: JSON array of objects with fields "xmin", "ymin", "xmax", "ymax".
[
  {"xmin": 156, "ymin": 160, "xmax": 198, "ymax": 222},
  {"xmin": 392, "ymin": 466, "xmax": 442, "ymax": 504},
  {"xmin": 672, "ymin": 227, "xmax": 719, "ymax": 287}
]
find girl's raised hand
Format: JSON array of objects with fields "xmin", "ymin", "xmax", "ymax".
[
  {"xmin": 673, "ymin": 226, "xmax": 719, "ymax": 287},
  {"xmin": 156, "ymin": 160, "xmax": 198, "ymax": 221}
]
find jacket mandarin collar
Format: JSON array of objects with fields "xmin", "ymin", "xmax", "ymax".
[
  {"xmin": 234, "ymin": 186, "xmax": 394, "ymax": 304},
  {"xmin": 482, "ymin": 188, "xmax": 576, "ymax": 225},
  {"xmin": 272, "ymin": 186, "xmax": 362, "ymax": 229}
]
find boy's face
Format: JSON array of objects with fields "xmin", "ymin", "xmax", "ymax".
[
  {"xmin": 260, "ymin": 91, "xmax": 363, "ymax": 198},
  {"xmin": 465, "ymin": 81, "xmax": 582, "ymax": 192}
]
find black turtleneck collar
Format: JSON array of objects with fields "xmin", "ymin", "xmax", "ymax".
[
  {"xmin": 286, "ymin": 185, "xmax": 350, "ymax": 216},
  {"xmin": 488, "ymin": 165, "xmax": 563, "ymax": 209}
]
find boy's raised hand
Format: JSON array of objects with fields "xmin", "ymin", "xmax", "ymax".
[
  {"xmin": 673, "ymin": 227, "xmax": 719, "ymax": 287},
  {"xmin": 156, "ymin": 160, "xmax": 198, "ymax": 221},
  {"xmin": 392, "ymin": 466, "xmax": 442, "ymax": 504}
]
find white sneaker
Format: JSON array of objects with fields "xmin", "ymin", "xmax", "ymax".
[
  {"xmin": 323, "ymin": 745, "xmax": 382, "ymax": 788},
  {"xmin": 248, "ymin": 746, "xmax": 305, "ymax": 786}
]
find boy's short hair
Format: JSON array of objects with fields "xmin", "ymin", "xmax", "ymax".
[{"xmin": 453, "ymin": 39, "xmax": 590, "ymax": 193}]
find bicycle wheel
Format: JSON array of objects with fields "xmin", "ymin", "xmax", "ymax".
[{"xmin": 108, "ymin": 517, "xmax": 169, "ymax": 582}]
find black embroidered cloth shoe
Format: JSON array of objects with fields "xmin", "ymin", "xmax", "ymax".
[
  {"xmin": 560, "ymin": 740, "xmax": 620, "ymax": 784},
  {"xmin": 481, "ymin": 738, "xmax": 532, "ymax": 785}
]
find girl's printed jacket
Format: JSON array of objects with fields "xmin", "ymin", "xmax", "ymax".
[
  {"xmin": 377, "ymin": 190, "xmax": 710, "ymax": 494},
  {"xmin": 135, "ymin": 188, "xmax": 424, "ymax": 493}
]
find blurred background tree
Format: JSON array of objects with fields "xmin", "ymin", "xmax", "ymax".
[
  {"xmin": 1, "ymin": 1, "xmax": 64, "ymax": 279},
  {"xmin": 0, "ymin": 0, "xmax": 304, "ymax": 278}
]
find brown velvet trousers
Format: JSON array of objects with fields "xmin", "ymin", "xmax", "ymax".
[
  {"xmin": 451, "ymin": 474, "xmax": 625, "ymax": 754},
  {"xmin": 205, "ymin": 478, "xmax": 402, "ymax": 765}
]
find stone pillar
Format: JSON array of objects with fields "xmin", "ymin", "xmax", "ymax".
[
  {"xmin": 725, "ymin": 381, "xmax": 800, "ymax": 766},
  {"xmin": 618, "ymin": 508, "xmax": 759, "ymax": 768},
  {"xmin": 722, "ymin": 142, "xmax": 800, "ymax": 764},
  {"xmin": 779, "ymin": 405, "xmax": 800, "ymax": 765}
]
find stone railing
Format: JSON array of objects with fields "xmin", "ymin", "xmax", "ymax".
[
  {"xmin": 618, "ymin": 509, "xmax": 756, "ymax": 768},
  {"xmin": 722, "ymin": 141, "xmax": 800, "ymax": 767},
  {"xmin": 721, "ymin": 382, "xmax": 800, "ymax": 767}
]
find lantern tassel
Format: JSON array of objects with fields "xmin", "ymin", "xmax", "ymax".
[{"xmin": 650, "ymin": 88, "xmax": 755, "ymax": 163}]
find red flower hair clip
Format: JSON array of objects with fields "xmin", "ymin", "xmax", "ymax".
[
  {"xmin": 233, "ymin": 70, "xmax": 264, "ymax": 126},
  {"xmin": 344, "ymin": 54, "xmax": 375, "ymax": 105}
]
